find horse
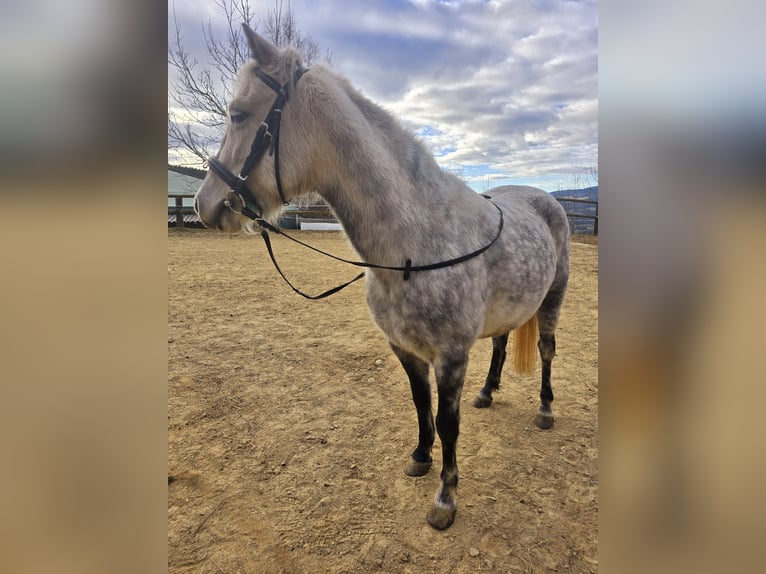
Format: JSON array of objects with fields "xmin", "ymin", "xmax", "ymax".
[{"xmin": 194, "ymin": 26, "xmax": 569, "ymax": 530}]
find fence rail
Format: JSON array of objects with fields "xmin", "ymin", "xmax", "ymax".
[
  {"xmin": 169, "ymin": 193, "xmax": 598, "ymax": 235},
  {"xmin": 168, "ymin": 195, "xmax": 196, "ymax": 228},
  {"xmin": 554, "ymin": 197, "xmax": 598, "ymax": 235}
]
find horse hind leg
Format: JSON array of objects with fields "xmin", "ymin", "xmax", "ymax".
[
  {"xmin": 472, "ymin": 333, "xmax": 509, "ymax": 408},
  {"xmin": 535, "ymin": 332, "xmax": 556, "ymax": 429},
  {"xmin": 534, "ymin": 285, "xmax": 566, "ymax": 430}
]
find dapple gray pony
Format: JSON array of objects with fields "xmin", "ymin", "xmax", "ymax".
[{"xmin": 195, "ymin": 26, "xmax": 569, "ymax": 530}]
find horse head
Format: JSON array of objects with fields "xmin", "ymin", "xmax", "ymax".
[{"xmin": 195, "ymin": 26, "xmax": 310, "ymax": 231}]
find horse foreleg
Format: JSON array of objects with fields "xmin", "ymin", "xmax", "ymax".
[
  {"xmin": 427, "ymin": 352, "xmax": 468, "ymax": 530},
  {"xmin": 535, "ymin": 333, "xmax": 556, "ymax": 429},
  {"xmin": 390, "ymin": 344, "xmax": 434, "ymax": 477},
  {"xmin": 472, "ymin": 333, "xmax": 509, "ymax": 408}
]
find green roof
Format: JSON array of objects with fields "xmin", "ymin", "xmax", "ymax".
[{"xmin": 168, "ymin": 170, "xmax": 201, "ymax": 196}]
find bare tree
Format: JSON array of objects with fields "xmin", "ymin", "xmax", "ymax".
[
  {"xmin": 556, "ymin": 162, "xmax": 598, "ymax": 191},
  {"xmin": 264, "ymin": 0, "xmax": 333, "ymax": 66},
  {"xmin": 168, "ymin": 0, "xmax": 330, "ymax": 166},
  {"xmin": 585, "ymin": 164, "xmax": 598, "ymax": 187}
]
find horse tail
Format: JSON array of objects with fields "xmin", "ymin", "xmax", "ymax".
[{"xmin": 513, "ymin": 314, "xmax": 538, "ymax": 375}]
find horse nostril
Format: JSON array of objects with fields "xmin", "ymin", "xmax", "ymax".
[{"xmin": 193, "ymin": 195, "xmax": 200, "ymax": 215}]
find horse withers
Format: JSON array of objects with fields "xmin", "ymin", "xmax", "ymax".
[{"xmin": 195, "ymin": 26, "xmax": 569, "ymax": 530}]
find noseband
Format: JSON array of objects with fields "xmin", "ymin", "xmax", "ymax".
[{"xmin": 206, "ymin": 66, "xmax": 308, "ymax": 219}]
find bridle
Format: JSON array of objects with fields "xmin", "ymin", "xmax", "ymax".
[
  {"xmin": 204, "ymin": 65, "xmax": 505, "ymax": 300},
  {"xmin": 206, "ymin": 66, "xmax": 308, "ymax": 220}
]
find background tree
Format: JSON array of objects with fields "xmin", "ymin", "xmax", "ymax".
[
  {"xmin": 556, "ymin": 162, "xmax": 598, "ymax": 191},
  {"xmin": 168, "ymin": 0, "xmax": 330, "ymax": 167}
]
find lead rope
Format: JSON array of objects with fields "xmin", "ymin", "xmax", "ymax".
[
  {"xmin": 253, "ymin": 198, "xmax": 504, "ymax": 300},
  {"xmin": 258, "ymin": 227, "xmax": 365, "ymax": 299}
]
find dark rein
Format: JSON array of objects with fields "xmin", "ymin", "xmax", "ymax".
[{"xmin": 205, "ymin": 67, "xmax": 505, "ymax": 300}]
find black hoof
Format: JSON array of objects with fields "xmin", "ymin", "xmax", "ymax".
[
  {"xmin": 427, "ymin": 503, "xmax": 456, "ymax": 530},
  {"xmin": 472, "ymin": 394, "xmax": 493, "ymax": 408},
  {"xmin": 405, "ymin": 459, "xmax": 432, "ymax": 477},
  {"xmin": 534, "ymin": 412, "xmax": 554, "ymax": 430}
]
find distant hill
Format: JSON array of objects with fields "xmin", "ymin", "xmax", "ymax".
[{"xmin": 550, "ymin": 186, "xmax": 598, "ymax": 235}]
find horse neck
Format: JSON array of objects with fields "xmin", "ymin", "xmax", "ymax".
[{"xmin": 306, "ymin": 75, "xmax": 459, "ymax": 265}]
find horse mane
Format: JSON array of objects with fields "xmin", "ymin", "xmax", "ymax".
[
  {"xmin": 355, "ymin": 91, "xmax": 444, "ymax": 188},
  {"xmin": 310, "ymin": 63, "xmax": 450, "ymax": 194}
]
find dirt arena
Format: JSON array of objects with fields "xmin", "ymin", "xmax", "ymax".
[{"xmin": 168, "ymin": 228, "xmax": 598, "ymax": 573}]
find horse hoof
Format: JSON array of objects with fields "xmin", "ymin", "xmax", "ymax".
[
  {"xmin": 534, "ymin": 412, "xmax": 554, "ymax": 430},
  {"xmin": 472, "ymin": 394, "xmax": 492, "ymax": 408},
  {"xmin": 405, "ymin": 459, "xmax": 432, "ymax": 477},
  {"xmin": 427, "ymin": 504, "xmax": 456, "ymax": 530}
]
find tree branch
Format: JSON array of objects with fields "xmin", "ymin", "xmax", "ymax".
[{"xmin": 168, "ymin": 0, "xmax": 331, "ymax": 165}]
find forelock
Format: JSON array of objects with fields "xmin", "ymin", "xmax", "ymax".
[{"xmin": 253, "ymin": 45, "xmax": 304, "ymax": 81}]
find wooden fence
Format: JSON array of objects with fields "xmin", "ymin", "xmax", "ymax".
[
  {"xmin": 555, "ymin": 197, "xmax": 598, "ymax": 236},
  {"xmin": 169, "ymin": 193, "xmax": 598, "ymax": 235},
  {"xmin": 167, "ymin": 194, "xmax": 334, "ymax": 229},
  {"xmin": 168, "ymin": 195, "xmax": 198, "ymax": 229}
]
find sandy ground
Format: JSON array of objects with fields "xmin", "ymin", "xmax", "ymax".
[{"xmin": 168, "ymin": 228, "xmax": 598, "ymax": 573}]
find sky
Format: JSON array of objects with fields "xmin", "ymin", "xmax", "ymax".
[{"xmin": 168, "ymin": 0, "xmax": 598, "ymax": 192}]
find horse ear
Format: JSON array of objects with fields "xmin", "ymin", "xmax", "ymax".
[{"xmin": 242, "ymin": 24, "xmax": 279, "ymax": 66}]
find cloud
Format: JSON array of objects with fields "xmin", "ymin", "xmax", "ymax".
[{"xmin": 169, "ymin": 0, "xmax": 598, "ymax": 189}]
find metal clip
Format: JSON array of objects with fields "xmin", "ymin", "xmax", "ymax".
[
  {"xmin": 259, "ymin": 121, "xmax": 272, "ymax": 141},
  {"xmin": 223, "ymin": 191, "xmax": 244, "ymax": 214}
]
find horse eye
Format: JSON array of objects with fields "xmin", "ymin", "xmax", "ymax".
[{"xmin": 230, "ymin": 110, "xmax": 249, "ymax": 124}]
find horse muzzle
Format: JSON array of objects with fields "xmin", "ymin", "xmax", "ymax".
[{"xmin": 194, "ymin": 178, "xmax": 249, "ymax": 232}]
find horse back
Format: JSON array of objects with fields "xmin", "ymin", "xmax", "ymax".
[{"xmin": 485, "ymin": 185, "xmax": 569, "ymax": 259}]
